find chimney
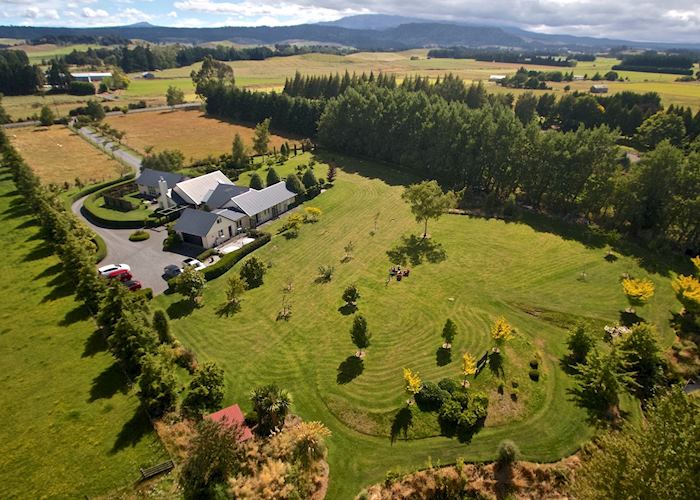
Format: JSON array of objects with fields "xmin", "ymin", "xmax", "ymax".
[{"xmin": 158, "ymin": 177, "xmax": 173, "ymax": 210}]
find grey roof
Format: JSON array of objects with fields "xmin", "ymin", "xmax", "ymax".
[
  {"xmin": 136, "ymin": 168, "xmax": 186, "ymax": 189},
  {"xmin": 174, "ymin": 208, "xmax": 244, "ymax": 237},
  {"xmin": 230, "ymin": 182, "xmax": 296, "ymax": 216},
  {"xmin": 203, "ymin": 183, "xmax": 250, "ymax": 209},
  {"xmin": 173, "ymin": 170, "xmax": 233, "ymax": 206}
]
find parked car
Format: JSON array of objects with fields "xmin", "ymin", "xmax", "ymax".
[
  {"xmin": 106, "ymin": 269, "xmax": 132, "ymax": 281},
  {"xmin": 163, "ymin": 264, "xmax": 182, "ymax": 279},
  {"xmin": 123, "ymin": 279, "xmax": 142, "ymax": 291},
  {"xmin": 98, "ymin": 263, "xmax": 131, "ymax": 277},
  {"xmin": 182, "ymin": 258, "xmax": 205, "ymax": 271}
]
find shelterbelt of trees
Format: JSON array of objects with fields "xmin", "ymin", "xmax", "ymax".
[{"xmin": 200, "ymin": 68, "xmax": 700, "ymax": 252}]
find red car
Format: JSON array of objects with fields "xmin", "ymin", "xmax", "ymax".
[
  {"xmin": 106, "ymin": 269, "xmax": 133, "ymax": 282},
  {"xmin": 123, "ymin": 279, "xmax": 142, "ymax": 292}
]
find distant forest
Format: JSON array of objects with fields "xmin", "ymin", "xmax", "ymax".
[
  {"xmin": 613, "ymin": 52, "xmax": 697, "ymax": 75},
  {"xmin": 427, "ymin": 47, "xmax": 588, "ymax": 66}
]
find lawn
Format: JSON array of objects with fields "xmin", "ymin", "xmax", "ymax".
[
  {"xmin": 155, "ymin": 152, "xmax": 676, "ymax": 498},
  {"xmin": 0, "ymin": 172, "xmax": 168, "ymax": 498},
  {"xmin": 8, "ymin": 125, "xmax": 127, "ymax": 185},
  {"xmin": 104, "ymin": 109, "xmax": 301, "ymax": 160}
]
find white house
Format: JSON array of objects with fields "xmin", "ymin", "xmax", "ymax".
[
  {"xmin": 171, "ymin": 170, "xmax": 234, "ymax": 207},
  {"xmin": 590, "ymin": 84, "xmax": 608, "ymax": 94},
  {"xmin": 174, "ymin": 208, "xmax": 248, "ymax": 248}
]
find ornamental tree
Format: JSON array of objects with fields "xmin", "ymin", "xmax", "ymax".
[
  {"xmin": 350, "ymin": 314, "xmax": 372, "ymax": 357},
  {"xmin": 673, "ymin": 274, "xmax": 700, "ymax": 314},
  {"xmin": 240, "ymin": 256, "xmax": 266, "ymax": 289},
  {"xmin": 401, "ymin": 180, "xmax": 457, "ymax": 238},
  {"xmin": 253, "ymin": 117, "xmax": 271, "ymax": 156},
  {"xmin": 491, "ymin": 317, "xmax": 514, "ymax": 352},
  {"xmin": 266, "ymin": 167, "xmax": 280, "ymax": 185},
  {"xmin": 462, "ymin": 352, "xmax": 477, "ymax": 386},
  {"xmin": 622, "ymin": 278, "xmax": 655, "ymax": 310},
  {"xmin": 342, "ymin": 284, "xmax": 360, "ymax": 306},
  {"xmin": 231, "ymin": 133, "xmax": 249, "ymax": 169},
  {"xmin": 403, "ymin": 368, "xmax": 423, "ymax": 404},
  {"xmin": 177, "ymin": 266, "xmax": 206, "ymax": 305},
  {"xmin": 250, "ymin": 384, "xmax": 293, "ymax": 435},
  {"xmin": 249, "ymin": 172, "xmax": 264, "ymax": 190},
  {"xmin": 138, "ymin": 353, "xmax": 178, "ymax": 417},
  {"xmin": 441, "ymin": 318, "xmax": 457, "ymax": 348},
  {"xmin": 225, "ymin": 275, "xmax": 247, "ymax": 312},
  {"xmin": 182, "ymin": 362, "xmax": 225, "ymax": 418},
  {"xmin": 566, "ymin": 323, "xmax": 597, "ymax": 364}
]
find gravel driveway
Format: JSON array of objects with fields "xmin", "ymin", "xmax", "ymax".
[{"xmin": 71, "ymin": 196, "xmax": 196, "ymax": 295}]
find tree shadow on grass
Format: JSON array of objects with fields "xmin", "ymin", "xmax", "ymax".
[
  {"xmin": 59, "ymin": 304, "xmax": 91, "ymax": 326},
  {"xmin": 387, "ymin": 234, "xmax": 447, "ymax": 267},
  {"xmin": 336, "ymin": 355, "xmax": 364, "ymax": 384},
  {"xmin": 215, "ymin": 301, "xmax": 241, "ymax": 318},
  {"xmin": 42, "ymin": 280, "xmax": 74, "ymax": 302},
  {"xmin": 558, "ymin": 355, "xmax": 580, "ymax": 376},
  {"xmin": 111, "ymin": 408, "xmax": 152, "ymax": 454},
  {"xmin": 566, "ymin": 386, "xmax": 630, "ymax": 428},
  {"xmin": 390, "ymin": 407, "xmax": 413, "ymax": 444},
  {"xmin": 436, "ymin": 347, "xmax": 452, "ymax": 366},
  {"xmin": 438, "ymin": 415, "xmax": 483, "ymax": 444},
  {"xmin": 167, "ymin": 299, "xmax": 196, "ymax": 319},
  {"xmin": 619, "ymin": 310, "xmax": 645, "ymax": 327},
  {"xmin": 488, "ymin": 351, "xmax": 505, "ymax": 379},
  {"xmin": 338, "ymin": 303, "xmax": 357, "ymax": 316},
  {"xmin": 15, "ymin": 218, "xmax": 40, "ymax": 230},
  {"xmin": 83, "ymin": 329, "xmax": 108, "ymax": 358},
  {"xmin": 22, "ymin": 243, "xmax": 53, "ymax": 262},
  {"xmin": 313, "ymin": 150, "xmax": 418, "ymax": 187},
  {"xmin": 89, "ymin": 362, "xmax": 129, "ymax": 402},
  {"xmin": 34, "ymin": 262, "xmax": 63, "ymax": 280}
]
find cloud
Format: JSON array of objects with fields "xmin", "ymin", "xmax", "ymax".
[{"xmin": 82, "ymin": 7, "xmax": 108, "ymax": 18}]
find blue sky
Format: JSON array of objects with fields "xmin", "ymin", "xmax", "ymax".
[{"xmin": 1, "ymin": 0, "xmax": 698, "ymax": 42}]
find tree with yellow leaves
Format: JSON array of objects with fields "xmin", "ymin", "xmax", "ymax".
[
  {"xmin": 491, "ymin": 317, "xmax": 514, "ymax": 353},
  {"xmin": 672, "ymin": 257, "xmax": 700, "ymax": 314},
  {"xmin": 622, "ymin": 278, "xmax": 655, "ymax": 312},
  {"xmin": 462, "ymin": 352, "xmax": 477, "ymax": 387},
  {"xmin": 403, "ymin": 368, "xmax": 423, "ymax": 405}
]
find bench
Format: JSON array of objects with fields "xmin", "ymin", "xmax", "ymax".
[{"xmin": 140, "ymin": 460, "xmax": 175, "ymax": 480}]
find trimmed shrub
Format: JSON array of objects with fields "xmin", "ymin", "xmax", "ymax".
[
  {"xmin": 197, "ymin": 248, "xmax": 218, "ymax": 261},
  {"xmin": 415, "ymin": 381, "xmax": 449, "ymax": 411},
  {"xmin": 497, "ymin": 440, "xmax": 520, "ymax": 465},
  {"xmin": 437, "ymin": 378, "xmax": 460, "ymax": 394},
  {"xmin": 529, "ymin": 369, "xmax": 540, "ymax": 381},
  {"xmin": 202, "ymin": 233, "xmax": 271, "ymax": 281},
  {"xmin": 68, "ymin": 81, "xmax": 96, "ymax": 95},
  {"xmin": 129, "ymin": 229, "xmax": 150, "ymax": 242}
]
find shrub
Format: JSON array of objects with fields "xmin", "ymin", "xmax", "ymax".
[
  {"xmin": 197, "ymin": 248, "xmax": 218, "ymax": 261},
  {"xmin": 497, "ymin": 440, "xmax": 520, "ymax": 465},
  {"xmin": 415, "ymin": 381, "xmax": 448, "ymax": 411},
  {"xmin": 128, "ymin": 229, "xmax": 150, "ymax": 242},
  {"xmin": 529, "ymin": 359, "xmax": 539, "ymax": 369},
  {"xmin": 68, "ymin": 81, "xmax": 96, "ymax": 95},
  {"xmin": 202, "ymin": 233, "xmax": 271, "ymax": 281},
  {"xmin": 240, "ymin": 256, "xmax": 266, "ymax": 289},
  {"xmin": 437, "ymin": 378, "xmax": 460, "ymax": 394},
  {"xmin": 317, "ymin": 264, "xmax": 334, "ymax": 282},
  {"xmin": 529, "ymin": 369, "xmax": 540, "ymax": 381},
  {"xmin": 153, "ymin": 309, "xmax": 173, "ymax": 344}
]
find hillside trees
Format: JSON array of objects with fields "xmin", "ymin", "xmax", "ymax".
[{"xmin": 0, "ymin": 50, "xmax": 44, "ymax": 95}]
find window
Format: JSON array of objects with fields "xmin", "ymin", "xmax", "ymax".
[{"xmin": 218, "ymin": 229, "xmax": 224, "ymax": 237}]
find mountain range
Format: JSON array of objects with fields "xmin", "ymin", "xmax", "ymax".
[{"xmin": 1, "ymin": 15, "xmax": 698, "ymax": 51}]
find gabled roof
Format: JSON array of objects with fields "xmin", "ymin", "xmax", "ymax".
[
  {"xmin": 230, "ymin": 181, "xmax": 296, "ymax": 217},
  {"xmin": 173, "ymin": 170, "xmax": 234, "ymax": 206},
  {"xmin": 136, "ymin": 168, "xmax": 186, "ymax": 189},
  {"xmin": 203, "ymin": 183, "xmax": 250, "ymax": 209},
  {"xmin": 174, "ymin": 207, "xmax": 243, "ymax": 237},
  {"xmin": 205, "ymin": 404, "xmax": 253, "ymax": 442}
]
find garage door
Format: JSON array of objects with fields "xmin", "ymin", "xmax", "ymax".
[{"xmin": 182, "ymin": 233, "xmax": 203, "ymax": 246}]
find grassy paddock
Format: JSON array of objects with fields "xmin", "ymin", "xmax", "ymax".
[
  {"xmin": 8, "ymin": 125, "xmax": 126, "ymax": 185},
  {"xmin": 0, "ymin": 172, "xmax": 167, "ymax": 497},
  {"xmin": 104, "ymin": 109, "xmax": 301, "ymax": 160},
  {"xmin": 155, "ymin": 153, "xmax": 674, "ymax": 498}
]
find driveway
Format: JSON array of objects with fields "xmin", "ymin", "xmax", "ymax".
[
  {"xmin": 76, "ymin": 127, "xmax": 142, "ymax": 173},
  {"xmin": 71, "ymin": 196, "xmax": 196, "ymax": 295}
]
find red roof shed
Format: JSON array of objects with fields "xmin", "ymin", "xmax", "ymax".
[{"xmin": 205, "ymin": 404, "xmax": 254, "ymax": 442}]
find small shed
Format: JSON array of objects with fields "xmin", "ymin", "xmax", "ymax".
[
  {"xmin": 590, "ymin": 84, "xmax": 608, "ymax": 94},
  {"xmin": 489, "ymin": 74, "xmax": 507, "ymax": 82},
  {"xmin": 205, "ymin": 404, "xmax": 254, "ymax": 442}
]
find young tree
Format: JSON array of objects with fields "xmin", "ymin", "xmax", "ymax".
[
  {"xmin": 177, "ymin": 266, "xmax": 206, "ymax": 305},
  {"xmin": 266, "ymin": 167, "xmax": 280, "ymax": 185},
  {"xmin": 574, "ymin": 387, "xmax": 699, "ymax": 500},
  {"xmin": 39, "ymin": 105, "xmax": 55, "ymax": 126},
  {"xmin": 574, "ymin": 348, "xmax": 636, "ymax": 420},
  {"xmin": 253, "ymin": 117, "xmax": 271, "ymax": 156},
  {"xmin": 343, "ymin": 240, "xmax": 354, "ymax": 261},
  {"xmin": 441, "ymin": 318, "xmax": 457, "ymax": 348},
  {"xmin": 326, "ymin": 163, "xmax": 337, "ymax": 183},
  {"xmin": 342, "ymin": 284, "xmax": 360, "ymax": 306},
  {"xmin": 401, "ymin": 180, "xmax": 457, "ymax": 238},
  {"xmin": 240, "ymin": 256, "xmax": 266, "ymax": 289},
  {"xmin": 622, "ymin": 278, "xmax": 655, "ymax": 312},
  {"xmin": 618, "ymin": 323, "xmax": 663, "ymax": 400},
  {"xmin": 165, "ymin": 85, "xmax": 186, "ymax": 107},
  {"xmin": 304, "ymin": 206, "xmax": 321, "ymax": 222},
  {"xmin": 403, "ymin": 368, "xmax": 423, "ymax": 404},
  {"xmin": 182, "ymin": 362, "xmax": 225, "ymax": 417},
  {"xmin": 497, "ymin": 440, "xmax": 520, "ymax": 466},
  {"xmin": 285, "ymin": 173, "xmax": 305, "ymax": 194},
  {"xmin": 152, "ymin": 309, "xmax": 173, "ymax": 344},
  {"xmin": 250, "ymin": 384, "xmax": 293, "ymax": 435},
  {"xmin": 491, "ymin": 317, "xmax": 514, "ymax": 353},
  {"xmin": 350, "ymin": 314, "xmax": 372, "ymax": 357},
  {"xmin": 85, "ymin": 100, "xmax": 105, "ymax": 121},
  {"xmin": 302, "ymin": 168, "xmax": 318, "ymax": 189},
  {"xmin": 179, "ymin": 419, "xmax": 246, "ymax": 499},
  {"xmin": 566, "ymin": 323, "xmax": 596, "ymax": 364},
  {"xmin": 138, "ymin": 352, "xmax": 177, "ymax": 417},
  {"xmin": 249, "ymin": 172, "xmax": 264, "ymax": 190},
  {"xmin": 231, "ymin": 133, "xmax": 249, "ymax": 169},
  {"xmin": 462, "ymin": 352, "xmax": 477, "ymax": 387},
  {"xmin": 224, "ymin": 275, "xmax": 247, "ymax": 312}
]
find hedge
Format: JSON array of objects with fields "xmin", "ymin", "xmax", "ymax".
[
  {"xmin": 82, "ymin": 177, "xmax": 149, "ymax": 229},
  {"xmin": 93, "ymin": 234, "xmax": 107, "ymax": 263},
  {"xmin": 202, "ymin": 233, "xmax": 271, "ymax": 281},
  {"xmin": 129, "ymin": 230, "xmax": 150, "ymax": 242},
  {"xmin": 70, "ymin": 174, "xmax": 135, "ymax": 204}
]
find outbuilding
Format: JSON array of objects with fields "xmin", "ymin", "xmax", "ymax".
[{"xmin": 205, "ymin": 404, "xmax": 254, "ymax": 442}]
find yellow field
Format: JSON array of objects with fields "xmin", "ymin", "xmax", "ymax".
[
  {"xmin": 9, "ymin": 126, "xmax": 125, "ymax": 185},
  {"xmin": 104, "ymin": 109, "xmax": 300, "ymax": 160}
]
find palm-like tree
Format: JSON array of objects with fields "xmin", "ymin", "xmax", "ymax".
[{"xmin": 250, "ymin": 384, "xmax": 293, "ymax": 435}]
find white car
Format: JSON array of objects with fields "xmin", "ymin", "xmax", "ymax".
[
  {"xmin": 182, "ymin": 258, "xmax": 205, "ymax": 271},
  {"xmin": 98, "ymin": 263, "xmax": 131, "ymax": 277}
]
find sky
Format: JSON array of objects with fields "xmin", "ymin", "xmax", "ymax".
[{"xmin": 0, "ymin": 0, "xmax": 699, "ymax": 43}]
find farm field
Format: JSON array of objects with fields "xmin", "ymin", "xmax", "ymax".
[
  {"xmin": 0, "ymin": 172, "xmax": 167, "ymax": 498},
  {"xmin": 8, "ymin": 125, "xmax": 126, "ymax": 185},
  {"xmin": 156, "ymin": 152, "xmax": 675, "ymax": 498},
  {"xmin": 104, "ymin": 109, "xmax": 300, "ymax": 160}
]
